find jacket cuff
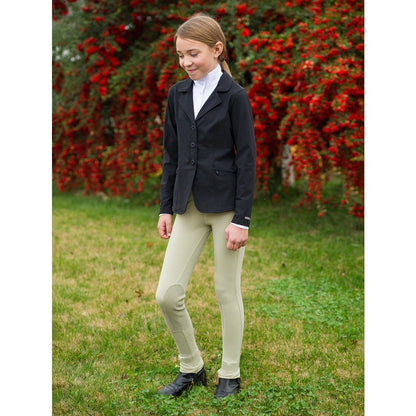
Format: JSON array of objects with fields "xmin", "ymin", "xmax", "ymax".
[
  {"xmin": 159, "ymin": 204, "xmax": 173, "ymax": 216},
  {"xmin": 231, "ymin": 214, "xmax": 251, "ymax": 228}
]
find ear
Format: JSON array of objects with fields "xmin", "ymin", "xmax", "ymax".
[{"xmin": 214, "ymin": 41, "xmax": 224, "ymax": 58}]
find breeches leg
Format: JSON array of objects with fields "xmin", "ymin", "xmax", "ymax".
[{"xmin": 156, "ymin": 197, "xmax": 245, "ymax": 378}]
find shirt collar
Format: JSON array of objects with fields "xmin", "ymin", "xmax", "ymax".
[{"xmin": 193, "ymin": 64, "xmax": 222, "ymax": 89}]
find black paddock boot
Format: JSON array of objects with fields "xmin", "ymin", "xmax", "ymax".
[
  {"xmin": 158, "ymin": 367, "xmax": 207, "ymax": 397},
  {"xmin": 214, "ymin": 377, "xmax": 241, "ymax": 399}
]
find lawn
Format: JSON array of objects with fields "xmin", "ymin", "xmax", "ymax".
[{"xmin": 52, "ymin": 190, "xmax": 364, "ymax": 415}]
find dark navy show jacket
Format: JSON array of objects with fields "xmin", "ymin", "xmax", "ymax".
[{"xmin": 159, "ymin": 71, "xmax": 256, "ymax": 228}]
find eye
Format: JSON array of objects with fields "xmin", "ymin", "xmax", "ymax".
[{"xmin": 190, "ymin": 53, "xmax": 198, "ymax": 57}]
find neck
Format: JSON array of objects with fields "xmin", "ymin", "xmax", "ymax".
[{"xmin": 194, "ymin": 64, "xmax": 221, "ymax": 85}]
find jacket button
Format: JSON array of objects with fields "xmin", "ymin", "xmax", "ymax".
[
  {"xmin": 191, "ymin": 124, "xmax": 195, "ymax": 130},
  {"xmin": 215, "ymin": 170, "xmax": 219, "ymax": 175},
  {"xmin": 191, "ymin": 160, "xmax": 195, "ymax": 165},
  {"xmin": 191, "ymin": 142, "xmax": 195, "ymax": 147}
]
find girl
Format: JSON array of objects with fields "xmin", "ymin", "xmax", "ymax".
[{"xmin": 156, "ymin": 14, "xmax": 256, "ymax": 399}]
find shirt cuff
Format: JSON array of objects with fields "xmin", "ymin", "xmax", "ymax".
[{"xmin": 231, "ymin": 222, "xmax": 249, "ymax": 230}]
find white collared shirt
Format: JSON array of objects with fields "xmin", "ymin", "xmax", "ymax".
[{"xmin": 193, "ymin": 64, "xmax": 223, "ymax": 118}]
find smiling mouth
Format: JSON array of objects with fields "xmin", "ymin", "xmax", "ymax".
[{"xmin": 185, "ymin": 68, "xmax": 199, "ymax": 79}]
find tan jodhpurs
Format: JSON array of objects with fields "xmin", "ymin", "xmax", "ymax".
[{"xmin": 156, "ymin": 195, "xmax": 245, "ymax": 379}]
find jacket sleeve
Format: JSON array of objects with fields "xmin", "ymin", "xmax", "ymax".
[
  {"xmin": 229, "ymin": 88, "xmax": 257, "ymax": 228},
  {"xmin": 159, "ymin": 87, "xmax": 178, "ymax": 215}
]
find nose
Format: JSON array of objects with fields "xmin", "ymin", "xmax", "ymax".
[{"xmin": 182, "ymin": 55, "xmax": 192, "ymax": 67}]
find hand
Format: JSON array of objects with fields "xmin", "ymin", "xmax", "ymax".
[
  {"xmin": 225, "ymin": 223, "xmax": 248, "ymax": 251},
  {"xmin": 157, "ymin": 214, "xmax": 172, "ymax": 239}
]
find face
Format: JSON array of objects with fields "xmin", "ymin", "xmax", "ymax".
[{"xmin": 176, "ymin": 36, "xmax": 223, "ymax": 80}]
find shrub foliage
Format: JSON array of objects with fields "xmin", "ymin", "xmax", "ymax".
[{"xmin": 52, "ymin": 0, "xmax": 364, "ymax": 216}]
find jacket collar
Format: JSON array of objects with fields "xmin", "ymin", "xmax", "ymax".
[{"xmin": 177, "ymin": 71, "xmax": 233, "ymax": 121}]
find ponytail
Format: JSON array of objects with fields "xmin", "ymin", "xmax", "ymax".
[{"xmin": 220, "ymin": 57, "xmax": 232, "ymax": 77}]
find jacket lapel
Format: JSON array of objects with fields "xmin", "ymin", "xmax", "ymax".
[
  {"xmin": 177, "ymin": 78, "xmax": 195, "ymax": 122},
  {"xmin": 196, "ymin": 72, "xmax": 233, "ymax": 121},
  {"xmin": 195, "ymin": 93, "xmax": 222, "ymax": 121}
]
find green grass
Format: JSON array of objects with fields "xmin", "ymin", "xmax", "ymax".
[{"xmin": 53, "ymin": 189, "xmax": 364, "ymax": 415}]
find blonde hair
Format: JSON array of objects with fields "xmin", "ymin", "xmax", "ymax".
[{"xmin": 175, "ymin": 14, "xmax": 232, "ymax": 77}]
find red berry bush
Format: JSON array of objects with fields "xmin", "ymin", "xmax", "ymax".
[{"xmin": 53, "ymin": 0, "xmax": 363, "ymax": 216}]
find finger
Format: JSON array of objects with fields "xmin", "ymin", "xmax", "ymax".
[
  {"xmin": 158, "ymin": 223, "xmax": 170, "ymax": 239},
  {"xmin": 158, "ymin": 227, "xmax": 167, "ymax": 239},
  {"xmin": 163, "ymin": 226, "xmax": 171, "ymax": 239}
]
